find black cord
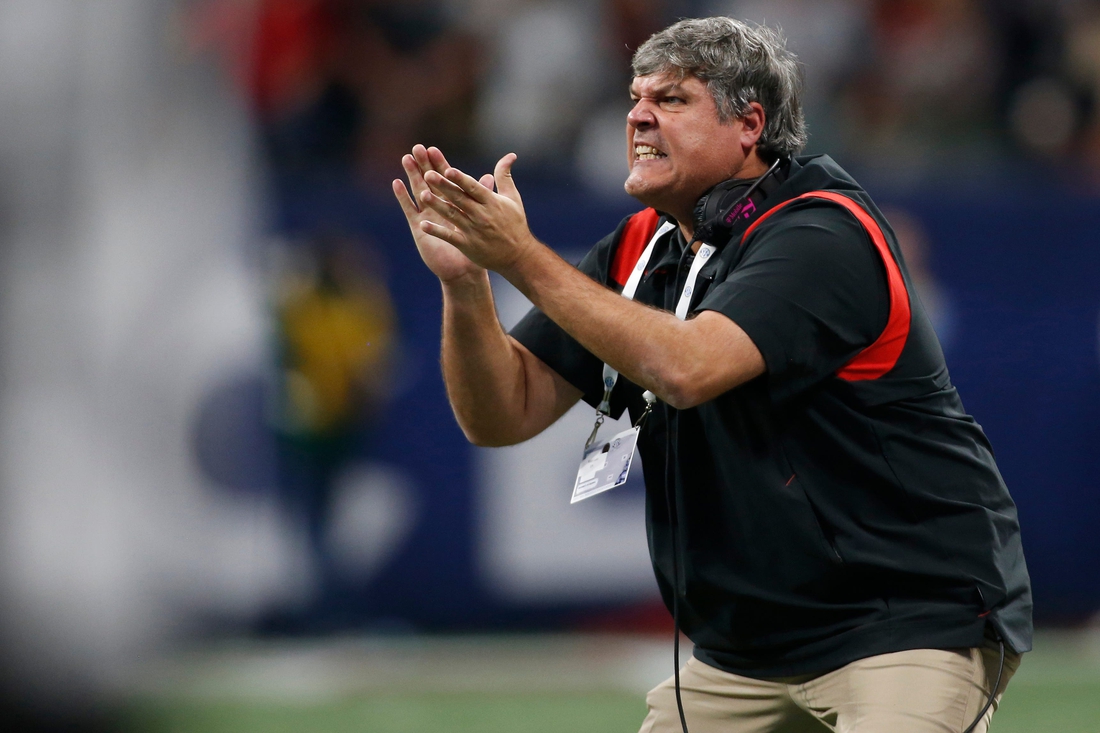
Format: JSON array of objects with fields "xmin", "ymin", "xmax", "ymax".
[
  {"xmin": 961, "ymin": 638, "xmax": 1005, "ymax": 733},
  {"xmin": 663, "ymin": 412, "xmax": 689, "ymax": 733},
  {"xmin": 670, "ymin": 523, "xmax": 688, "ymax": 733},
  {"xmin": 673, "ymin": 594, "xmax": 688, "ymax": 733}
]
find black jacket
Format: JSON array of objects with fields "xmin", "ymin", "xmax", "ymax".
[{"xmin": 511, "ymin": 155, "xmax": 1032, "ymax": 677}]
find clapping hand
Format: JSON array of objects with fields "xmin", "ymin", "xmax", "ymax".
[
  {"xmin": 393, "ymin": 145, "xmax": 496, "ymax": 283},
  {"xmin": 394, "ymin": 145, "xmax": 538, "ymax": 278}
]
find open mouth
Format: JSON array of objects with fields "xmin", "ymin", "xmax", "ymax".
[{"xmin": 634, "ymin": 144, "xmax": 667, "ymax": 161}]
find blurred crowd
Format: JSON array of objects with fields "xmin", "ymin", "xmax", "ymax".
[
  {"xmin": 188, "ymin": 0, "xmax": 1100, "ymax": 193},
  {"xmin": 183, "ymin": 0, "xmax": 1091, "ymax": 627}
]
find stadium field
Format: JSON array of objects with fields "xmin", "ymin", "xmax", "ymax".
[{"xmin": 119, "ymin": 629, "xmax": 1100, "ymax": 732}]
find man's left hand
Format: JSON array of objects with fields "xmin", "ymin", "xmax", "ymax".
[{"xmin": 413, "ymin": 147, "xmax": 540, "ymax": 275}]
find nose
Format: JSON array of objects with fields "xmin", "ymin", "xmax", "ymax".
[{"xmin": 627, "ymin": 99, "xmax": 656, "ymax": 130}]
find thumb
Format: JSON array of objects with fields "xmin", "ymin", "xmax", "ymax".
[{"xmin": 493, "ymin": 153, "xmax": 521, "ymax": 202}]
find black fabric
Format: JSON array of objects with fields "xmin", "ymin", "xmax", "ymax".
[
  {"xmin": 509, "ymin": 155, "xmax": 1033, "ymax": 678},
  {"xmin": 697, "ymin": 199, "xmax": 890, "ymax": 403}
]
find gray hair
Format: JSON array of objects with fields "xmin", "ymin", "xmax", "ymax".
[{"xmin": 632, "ymin": 17, "xmax": 808, "ymax": 161}]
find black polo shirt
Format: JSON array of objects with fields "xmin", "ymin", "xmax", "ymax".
[{"xmin": 510, "ymin": 155, "xmax": 1032, "ymax": 678}]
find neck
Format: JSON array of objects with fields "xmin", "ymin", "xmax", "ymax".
[
  {"xmin": 736, "ymin": 149, "xmax": 770, "ymax": 181},
  {"xmin": 676, "ymin": 151, "xmax": 773, "ymax": 247},
  {"xmin": 679, "ymin": 219, "xmax": 698, "ymax": 249}
]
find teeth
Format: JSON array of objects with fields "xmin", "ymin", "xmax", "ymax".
[{"xmin": 635, "ymin": 144, "xmax": 666, "ymax": 160}]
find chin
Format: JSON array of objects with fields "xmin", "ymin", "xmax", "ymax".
[
  {"xmin": 624, "ymin": 173, "xmax": 655, "ymax": 200},
  {"xmin": 624, "ymin": 177, "xmax": 668, "ymax": 211}
]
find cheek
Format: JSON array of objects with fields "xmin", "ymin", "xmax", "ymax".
[{"xmin": 686, "ymin": 133, "xmax": 734, "ymax": 177}]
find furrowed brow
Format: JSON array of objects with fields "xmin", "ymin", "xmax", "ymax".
[{"xmin": 630, "ymin": 81, "xmax": 687, "ymax": 99}]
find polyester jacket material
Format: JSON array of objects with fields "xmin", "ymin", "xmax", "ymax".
[{"xmin": 510, "ymin": 155, "xmax": 1032, "ymax": 678}]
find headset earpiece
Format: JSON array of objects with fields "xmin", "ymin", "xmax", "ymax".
[{"xmin": 690, "ymin": 157, "xmax": 788, "ymax": 247}]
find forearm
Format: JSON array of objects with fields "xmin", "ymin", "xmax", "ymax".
[
  {"xmin": 500, "ymin": 244, "xmax": 676, "ymax": 395},
  {"xmin": 499, "ymin": 243, "xmax": 762, "ymax": 409},
  {"xmin": 439, "ymin": 271, "xmax": 524, "ymax": 445},
  {"xmin": 442, "ymin": 269, "xmax": 581, "ymax": 446}
]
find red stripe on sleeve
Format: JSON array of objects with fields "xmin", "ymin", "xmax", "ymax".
[
  {"xmin": 740, "ymin": 191, "xmax": 911, "ymax": 381},
  {"xmin": 610, "ymin": 208, "xmax": 661, "ymax": 286}
]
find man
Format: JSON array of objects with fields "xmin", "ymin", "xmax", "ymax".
[{"xmin": 393, "ymin": 17, "xmax": 1031, "ymax": 733}]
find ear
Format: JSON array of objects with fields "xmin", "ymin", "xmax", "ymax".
[{"xmin": 739, "ymin": 101, "xmax": 766, "ymax": 151}]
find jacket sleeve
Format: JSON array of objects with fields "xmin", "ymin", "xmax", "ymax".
[{"xmin": 695, "ymin": 200, "xmax": 891, "ymax": 402}]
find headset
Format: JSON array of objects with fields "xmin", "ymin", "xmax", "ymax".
[
  {"xmin": 668, "ymin": 155, "xmax": 1005, "ymax": 733},
  {"xmin": 690, "ymin": 155, "xmax": 788, "ymax": 248}
]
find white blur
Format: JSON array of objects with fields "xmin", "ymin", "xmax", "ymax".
[{"xmin": 0, "ymin": 0, "xmax": 305, "ymax": 709}]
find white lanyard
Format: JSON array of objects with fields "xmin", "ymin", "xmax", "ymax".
[
  {"xmin": 674, "ymin": 243, "xmax": 717, "ymax": 319},
  {"xmin": 596, "ymin": 221, "xmax": 713, "ymax": 415}
]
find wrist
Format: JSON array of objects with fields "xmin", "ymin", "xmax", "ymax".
[
  {"xmin": 497, "ymin": 234, "xmax": 548, "ymax": 285},
  {"xmin": 440, "ymin": 268, "xmax": 491, "ymax": 299}
]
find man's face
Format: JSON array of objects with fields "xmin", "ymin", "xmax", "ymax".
[{"xmin": 624, "ymin": 72, "xmax": 760, "ymax": 222}]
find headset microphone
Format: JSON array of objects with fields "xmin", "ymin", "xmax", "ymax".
[{"xmin": 691, "ymin": 156, "xmax": 786, "ymax": 247}]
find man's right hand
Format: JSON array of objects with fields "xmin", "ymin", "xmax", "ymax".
[{"xmin": 393, "ymin": 145, "xmax": 496, "ymax": 284}]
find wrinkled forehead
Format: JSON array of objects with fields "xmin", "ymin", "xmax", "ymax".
[{"xmin": 629, "ymin": 70, "xmax": 704, "ymax": 98}]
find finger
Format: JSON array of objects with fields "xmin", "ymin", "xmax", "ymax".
[
  {"xmin": 419, "ymin": 188, "xmax": 469, "ymax": 223},
  {"xmin": 442, "ymin": 165, "xmax": 494, "ymax": 205},
  {"xmin": 392, "ymin": 179, "xmax": 421, "ymax": 220},
  {"xmin": 403, "ymin": 153, "xmax": 430, "ymax": 199},
  {"xmin": 423, "ymin": 168, "xmax": 473, "ymax": 203},
  {"xmin": 420, "ymin": 219, "xmax": 466, "ymax": 248},
  {"xmin": 426, "ymin": 146, "xmax": 453, "ymax": 174},
  {"xmin": 425, "ymin": 145, "xmax": 493, "ymax": 195},
  {"xmin": 412, "ymin": 144, "xmax": 440, "ymax": 184},
  {"xmin": 493, "ymin": 153, "xmax": 521, "ymax": 202}
]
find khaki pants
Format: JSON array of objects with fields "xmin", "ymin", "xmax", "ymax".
[{"xmin": 639, "ymin": 640, "xmax": 1021, "ymax": 733}]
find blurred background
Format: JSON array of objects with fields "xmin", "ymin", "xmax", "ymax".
[{"xmin": 0, "ymin": 0, "xmax": 1099, "ymax": 731}]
